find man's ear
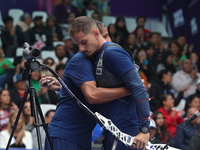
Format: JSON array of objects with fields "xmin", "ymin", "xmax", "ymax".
[{"xmin": 92, "ymin": 29, "xmax": 99, "ymax": 36}]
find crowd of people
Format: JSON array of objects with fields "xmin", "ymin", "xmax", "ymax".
[{"xmin": 0, "ymin": 0, "xmax": 200, "ymax": 150}]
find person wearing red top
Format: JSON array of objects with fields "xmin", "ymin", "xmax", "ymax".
[
  {"xmin": 157, "ymin": 94, "xmax": 184, "ymax": 137},
  {"xmin": 132, "ymin": 16, "xmax": 151, "ymax": 40}
]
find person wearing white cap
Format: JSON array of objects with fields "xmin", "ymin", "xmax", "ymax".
[{"xmin": 149, "ymin": 119, "xmax": 156, "ymax": 141}]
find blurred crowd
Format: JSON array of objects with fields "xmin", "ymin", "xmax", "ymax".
[{"xmin": 0, "ymin": 0, "xmax": 200, "ymax": 149}]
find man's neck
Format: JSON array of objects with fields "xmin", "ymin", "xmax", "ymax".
[{"xmin": 97, "ymin": 37, "xmax": 107, "ymax": 53}]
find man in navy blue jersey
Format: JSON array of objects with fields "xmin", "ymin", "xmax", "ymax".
[
  {"xmin": 68, "ymin": 16, "xmax": 150, "ymax": 150},
  {"xmin": 41, "ymin": 20, "xmax": 131, "ymax": 150},
  {"xmin": 41, "ymin": 17, "xmax": 150, "ymax": 150}
]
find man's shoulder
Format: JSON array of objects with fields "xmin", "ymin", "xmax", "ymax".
[
  {"xmin": 67, "ymin": 52, "xmax": 92, "ymax": 68},
  {"xmin": 69, "ymin": 52, "xmax": 85, "ymax": 61},
  {"xmin": 104, "ymin": 43, "xmax": 126, "ymax": 55},
  {"xmin": 105, "ymin": 42, "xmax": 122, "ymax": 49},
  {"xmin": 173, "ymin": 70, "xmax": 184, "ymax": 76}
]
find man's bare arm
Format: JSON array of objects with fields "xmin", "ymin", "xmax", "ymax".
[{"xmin": 81, "ymin": 81, "xmax": 131, "ymax": 104}]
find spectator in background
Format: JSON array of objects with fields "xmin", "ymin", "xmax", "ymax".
[
  {"xmin": 174, "ymin": 107, "xmax": 200, "ymax": 150},
  {"xmin": 196, "ymin": 79, "xmax": 200, "ymax": 97},
  {"xmin": 124, "ymin": 33, "xmax": 139, "ymax": 58},
  {"xmin": 45, "ymin": 15, "xmax": 64, "ymax": 42},
  {"xmin": 149, "ymin": 69, "xmax": 186, "ymax": 112},
  {"xmin": 0, "ymin": 89, "xmax": 18, "ymax": 131},
  {"xmin": 25, "ymin": 15, "xmax": 53, "ymax": 50},
  {"xmin": 45, "ymin": 109, "xmax": 55, "ymax": 124},
  {"xmin": 66, "ymin": 12, "xmax": 76, "ymax": 24},
  {"xmin": 80, "ymin": 0, "xmax": 99, "ymax": 18},
  {"xmin": 172, "ymin": 59, "xmax": 200, "ymax": 99},
  {"xmin": 184, "ymin": 94, "xmax": 200, "ymax": 115},
  {"xmin": 148, "ymin": 32, "xmax": 163, "ymax": 60},
  {"xmin": 153, "ymin": 111, "xmax": 173, "ymax": 144},
  {"xmin": 1, "ymin": 16, "xmax": 24, "ymax": 57},
  {"xmin": 22, "ymin": 101, "xmax": 34, "ymax": 132},
  {"xmin": 41, "ymin": 57, "xmax": 57, "ymax": 77},
  {"xmin": 157, "ymin": 94, "xmax": 184, "ymax": 137},
  {"xmin": 54, "ymin": 44, "xmax": 68, "ymax": 65},
  {"xmin": 176, "ymin": 34, "xmax": 194, "ymax": 57},
  {"xmin": 135, "ymin": 49, "xmax": 152, "ymax": 83},
  {"xmin": 32, "ymin": 109, "xmax": 55, "ymax": 149},
  {"xmin": 62, "ymin": 12, "xmax": 76, "ymax": 37},
  {"xmin": 30, "ymin": 70, "xmax": 50, "ymax": 104},
  {"xmin": 156, "ymin": 52, "xmax": 176, "ymax": 75},
  {"xmin": 5, "ymin": 56, "xmax": 25, "ymax": 89},
  {"xmin": 189, "ymin": 130, "xmax": 200, "ymax": 150},
  {"xmin": 149, "ymin": 70, "xmax": 173, "ymax": 112},
  {"xmin": 16, "ymin": 13, "xmax": 32, "ymax": 33},
  {"xmin": 56, "ymin": 64, "xmax": 65, "ymax": 78},
  {"xmin": 0, "ymin": 47, "xmax": 15, "ymax": 88},
  {"xmin": 107, "ymin": 24, "xmax": 121, "ymax": 44},
  {"xmin": 114, "ymin": 16, "xmax": 129, "ymax": 47},
  {"xmin": 132, "ymin": 16, "xmax": 151, "ymax": 40},
  {"xmin": 190, "ymin": 52, "xmax": 200, "ymax": 72},
  {"xmin": 0, "ymin": 111, "xmax": 33, "ymax": 149},
  {"xmin": 145, "ymin": 43, "xmax": 159, "ymax": 82},
  {"xmin": 135, "ymin": 26, "xmax": 148, "ymax": 49},
  {"xmin": 9, "ymin": 74, "xmax": 27, "ymax": 107},
  {"xmin": 91, "ymin": 12, "xmax": 101, "ymax": 21},
  {"xmin": 63, "ymin": 35, "xmax": 78, "ymax": 60},
  {"xmin": 53, "ymin": 0, "xmax": 79, "ymax": 23},
  {"xmin": 169, "ymin": 41, "xmax": 187, "ymax": 71}
]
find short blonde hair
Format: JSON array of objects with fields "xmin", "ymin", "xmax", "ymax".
[{"xmin": 68, "ymin": 16, "xmax": 99, "ymax": 36}]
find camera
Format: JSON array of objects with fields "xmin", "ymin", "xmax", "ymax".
[
  {"xmin": 23, "ymin": 42, "xmax": 41, "ymax": 60},
  {"xmin": 22, "ymin": 42, "xmax": 41, "ymax": 72}
]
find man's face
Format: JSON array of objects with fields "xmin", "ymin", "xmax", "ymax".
[
  {"xmin": 101, "ymin": 26, "xmax": 111, "ymax": 42},
  {"xmin": 56, "ymin": 45, "xmax": 66, "ymax": 57},
  {"xmin": 45, "ymin": 111, "xmax": 55, "ymax": 124},
  {"xmin": 71, "ymin": 31, "xmax": 98, "ymax": 56},
  {"xmin": 182, "ymin": 59, "xmax": 192, "ymax": 73},
  {"xmin": 149, "ymin": 34, "xmax": 160, "ymax": 45},
  {"xmin": 177, "ymin": 36, "xmax": 186, "ymax": 46},
  {"xmin": 34, "ymin": 18, "xmax": 43, "ymax": 28},
  {"xmin": 92, "ymin": 14, "xmax": 101, "ymax": 21},
  {"xmin": 137, "ymin": 18, "xmax": 145, "ymax": 27}
]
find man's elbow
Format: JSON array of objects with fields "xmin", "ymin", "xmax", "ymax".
[{"xmin": 85, "ymin": 94, "xmax": 99, "ymax": 104}]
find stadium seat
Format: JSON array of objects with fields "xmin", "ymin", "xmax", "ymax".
[
  {"xmin": 8, "ymin": 8, "xmax": 24, "ymax": 26},
  {"xmin": 102, "ymin": 16, "xmax": 116, "ymax": 27},
  {"xmin": 41, "ymin": 50, "xmax": 56, "ymax": 60},
  {"xmin": 150, "ymin": 21, "xmax": 169, "ymax": 37},
  {"xmin": 6, "ymin": 57, "xmax": 14, "ymax": 63},
  {"xmin": 40, "ymin": 104, "xmax": 57, "ymax": 116},
  {"xmin": 125, "ymin": 17, "xmax": 136, "ymax": 33},
  {"xmin": 0, "ymin": 10, "xmax": 4, "ymax": 27},
  {"xmin": 16, "ymin": 47, "xmax": 24, "ymax": 56},
  {"xmin": 32, "ymin": 11, "xmax": 48, "ymax": 23},
  {"xmin": 53, "ymin": 41, "xmax": 65, "ymax": 48}
]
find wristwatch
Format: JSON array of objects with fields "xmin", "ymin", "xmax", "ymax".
[{"xmin": 140, "ymin": 127, "xmax": 149, "ymax": 134}]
